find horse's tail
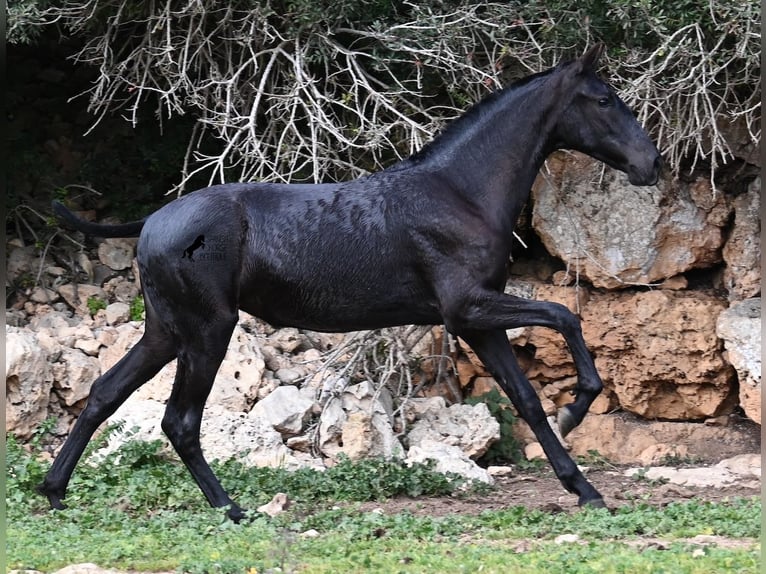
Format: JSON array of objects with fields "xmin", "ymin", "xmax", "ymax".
[{"xmin": 52, "ymin": 201, "xmax": 146, "ymax": 238}]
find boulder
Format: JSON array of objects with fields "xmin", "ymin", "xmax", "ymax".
[
  {"xmin": 716, "ymin": 298, "xmax": 761, "ymax": 424},
  {"xmin": 249, "ymin": 385, "xmax": 315, "ymax": 436},
  {"xmin": 6, "ymin": 327, "xmax": 53, "ymax": 439},
  {"xmin": 97, "ymin": 238, "xmax": 136, "ymax": 271},
  {"xmin": 722, "ymin": 177, "xmax": 761, "ymax": 301},
  {"xmin": 52, "ymin": 348, "xmax": 101, "ymax": 407},
  {"xmin": 560, "ymin": 413, "xmax": 759, "ymax": 464},
  {"xmin": 57, "ymin": 283, "xmax": 106, "ymax": 316},
  {"xmin": 405, "ymin": 440, "xmax": 492, "ymax": 484},
  {"xmin": 505, "ymin": 284, "xmax": 737, "ymax": 421},
  {"xmin": 581, "ymin": 289, "xmax": 736, "ymax": 420},
  {"xmin": 532, "ymin": 152, "xmax": 730, "ymax": 289},
  {"xmin": 340, "ymin": 411, "xmax": 405, "ymax": 461},
  {"xmin": 97, "ymin": 399, "xmax": 324, "ymax": 470},
  {"xmin": 317, "ymin": 381, "xmax": 404, "ymax": 461},
  {"xmin": 99, "ymin": 322, "xmax": 266, "ymax": 413},
  {"xmin": 406, "ymin": 402, "xmax": 499, "ymax": 459},
  {"xmin": 317, "ymin": 396, "xmax": 347, "ymax": 458}
]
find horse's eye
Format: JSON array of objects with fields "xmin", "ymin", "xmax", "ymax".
[{"xmin": 598, "ymin": 97, "xmax": 611, "ymax": 108}]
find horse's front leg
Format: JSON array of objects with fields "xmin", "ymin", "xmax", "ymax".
[
  {"xmin": 446, "ymin": 292, "xmax": 602, "ymax": 437},
  {"xmin": 459, "ymin": 329, "xmax": 605, "ymax": 507}
]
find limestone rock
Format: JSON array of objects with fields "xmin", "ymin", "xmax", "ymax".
[
  {"xmin": 99, "ymin": 322, "xmax": 265, "ymax": 413},
  {"xmin": 341, "ymin": 380, "xmax": 395, "ymax": 422},
  {"xmin": 6, "ymin": 327, "xmax": 53, "ymax": 439},
  {"xmin": 97, "ymin": 399, "xmax": 324, "ymax": 470},
  {"xmin": 249, "ymin": 385, "xmax": 315, "ymax": 436},
  {"xmin": 405, "ymin": 439, "xmax": 493, "ymax": 484},
  {"xmin": 257, "ymin": 492, "xmax": 291, "ymax": 517},
  {"xmin": 53, "ymin": 348, "xmax": 101, "ymax": 406},
  {"xmin": 532, "ymin": 152, "xmax": 730, "ymax": 289},
  {"xmin": 406, "ymin": 402, "xmax": 499, "ymax": 459},
  {"xmin": 97, "ymin": 238, "xmax": 135, "ymax": 271},
  {"xmin": 524, "ymin": 442, "xmax": 546, "ymax": 461},
  {"xmin": 57, "ymin": 283, "xmax": 106, "ymax": 316},
  {"xmin": 317, "ymin": 381, "xmax": 404, "ymax": 461},
  {"xmin": 317, "ymin": 396, "xmax": 347, "ymax": 458},
  {"xmin": 722, "ymin": 177, "xmax": 761, "ymax": 300},
  {"xmin": 104, "ymin": 302, "xmax": 131, "ymax": 325},
  {"xmin": 626, "ymin": 453, "xmax": 761, "ymax": 488},
  {"xmin": 30, "ymin": 287, "xmax": 58, "ymax": 304},
  {"xmin": 509, "ymin": 284, "xmax": 736, "ymax": 420},
  {"xmin": 564, "ymin": 413, "xmax": 758, "ymax": 464},
  {"xmin": 340, "ymin": 411, "xmax": 405, "ymax": 461},
  {"xmin": 582, "ymin": 289, "xmax": 736, "ymax": 420},
  {"xmin": 716, "ymin": 298, "xmax": 761, "ymax": 424}
]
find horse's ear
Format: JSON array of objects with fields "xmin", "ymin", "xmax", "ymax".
[{"xmin": 578, "ymin": 43, "xmax": 606, "ymax": 72}]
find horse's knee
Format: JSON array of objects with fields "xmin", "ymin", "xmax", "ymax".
[{"xmin": 161, "ymin": 406, "xmax": 202, "ymax": 450}]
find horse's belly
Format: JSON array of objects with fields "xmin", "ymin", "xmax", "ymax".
[{"xmin": 238, "ymin": 275, "xmax": 439, "ymax": 332}]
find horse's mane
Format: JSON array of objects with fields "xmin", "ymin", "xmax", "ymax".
[{"xmin": 403, "ymin": 65, "xmax": 560, "ymax": 166}]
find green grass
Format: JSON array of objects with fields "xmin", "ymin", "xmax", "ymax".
[{"xmin": 6, "ymin": 433, "xmax": 761, "ymax": 573}]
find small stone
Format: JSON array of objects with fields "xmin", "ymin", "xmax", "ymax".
[
  {"xmin": 487, "ymin": 465, "xmax": 514, "ymax": 477},
  {"xmin": 257, "ymin": 492, "xmax": 291, "ymax": 517},
  {"xmin": 300, "ymin": 529, "xmax": 320, "ymax": 538},
  {"xmin": 74, "ymin": 338, "xmax": 102, "ymax": 357},
  {"xmin": 46, "ymin": 265, "xmax": 67, "ymax": 276},
  {"xmin": 30, "ymin": 287, "xmax": 58, "ymax": 304},
  {"xmin": 554, "ymin": 534, "xmax": 580, "ymax": 544},
  {"xmin": 57, "ymin": 284, "xmax": 106, "ymax": 316},
  {"xmin": 541, "ymin": 397, "xmax": 557, "ymax": 416},
  {"xmin": 98, "ymin": 238, "xmax": 135, "ymax": 271},
  {"xmin": 524, "ymin": 442, "xmax": 546, "ymax": 461},
  {"xmin": 275, "ymin": 367, "xmax": 303, "ymax": 384},
  {"xmin": 105, "ymin": 302, "xmax": 131, "ymax": 325},
  {"xmin": 286, "ymin": 435, "xmax": 312, "ymax": 452}
]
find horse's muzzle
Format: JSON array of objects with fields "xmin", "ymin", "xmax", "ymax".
[{"xmin": 628, "ymin": 154, "xmax": 663, "ymax": 186}]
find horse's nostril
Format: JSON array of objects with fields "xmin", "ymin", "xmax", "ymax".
[{"xmin": 653, "ymin": 155, "xmax": 663, "ymax": 171}]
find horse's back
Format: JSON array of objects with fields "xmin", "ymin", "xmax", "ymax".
[{"xmin": 137, "ymin": 178, "xmax": 442, "ymax": 331}]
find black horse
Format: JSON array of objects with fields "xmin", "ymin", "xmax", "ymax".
[{"xmin": 41, "ymin": 44, "xmax": 661, "ymax": 521}]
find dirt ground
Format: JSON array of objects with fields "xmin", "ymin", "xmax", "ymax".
[
  {"xmin": 359, "ymin": 463, "xmax": 761, "ymax": 518},
  {"xmin": 361, "ymin": 416, "xmax": 761, "ymax": 517}
]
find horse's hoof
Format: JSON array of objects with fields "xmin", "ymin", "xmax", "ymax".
[
  {"xmin": 36, "ymin": 483, "xmax": 67, "ymax": 511},
  {"xmin": 226, "ymin": 505, "xmax": 247, "ymax": 523},
  {"xmin": 557, "ymin": 407, "xmax": 577, "ymax": 438},
  {"xmin": 579, "ymin": 496, "xmax": 607, "ymax": 509}
]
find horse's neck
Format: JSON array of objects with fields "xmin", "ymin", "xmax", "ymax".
[{"xmin": 429, "ymin": 82, "xmax": 560, "ymax": 229}]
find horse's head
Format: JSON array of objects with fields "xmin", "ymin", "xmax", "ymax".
[{"xmin": 553, "ymin": 44, "xmax": 662, "ymax": 186}]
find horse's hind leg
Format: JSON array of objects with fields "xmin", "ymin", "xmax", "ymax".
[
  {"xmin": 160, "ymin": 312, "xmax": 243, "ymax": 520},
  {"xmin": 38, "ymin": 321, "xmax": 176, "ymax": 510}
]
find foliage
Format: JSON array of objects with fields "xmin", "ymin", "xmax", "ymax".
[
  {"xmin": 128, "ymin": 295, "xmax": 145, "ymax": 321},
  {"xmin": 7, "ymin": 0, "xmax": 56, "ymax": 44},
  {"xmin": 85, "ymin": 295, "xmax": 106, "ymax": 316},
  {"xmin": 26, "ymin": 0, "xmax": 759, "ymax": 192},
  {"xmin": 6, "ymin": 434, "xmax": 761, "ymax": 573},
  {"xmin": 466, "ymin": 387, "xmax": 523, "ymax": 465}
]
